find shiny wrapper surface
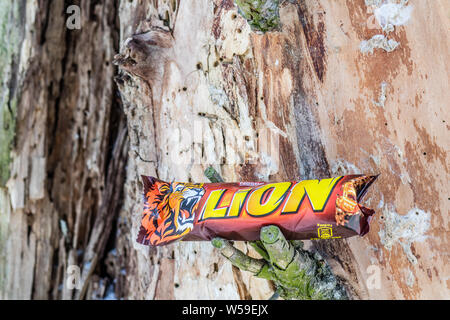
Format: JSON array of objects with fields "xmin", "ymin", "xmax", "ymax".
[{"xmin": 137, "ymin": 175, "xmax": 378, "ymax": 246}]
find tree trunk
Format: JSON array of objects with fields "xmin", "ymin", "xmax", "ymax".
[{"xmin": 1, "ymin": 0, "xmax": 448, "ymax": 300}]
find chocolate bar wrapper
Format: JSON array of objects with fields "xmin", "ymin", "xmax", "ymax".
[{"xmin": 137, "ymin": 175, "xmax": 378, "ymax": 246}]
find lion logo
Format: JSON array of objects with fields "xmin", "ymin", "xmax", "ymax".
[{"xmin": 138, "ymin": 178, "xmax": 205, "ymax": 245}]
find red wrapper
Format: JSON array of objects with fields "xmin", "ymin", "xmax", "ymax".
[{"xmin": 137, "ymin": 175, "xmax": 378, "ymax": 246}]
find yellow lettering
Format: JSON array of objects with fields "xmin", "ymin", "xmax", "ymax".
[
  {"xmin": 200, "ymin": 189, "xmax": 228, "ymax": 220},
  {"xmin": 281, "ymin": 182, "xmax": 306, "ymax": 214},
  {"xmin": 227, "ymin": 189, "xmax": 251, "ymax": 217},
  {"xmin": 281, "ymin": 177, "xmax": 341, "ymax": 214},
  {"xmin": 246, "ymin": 182, "xmax": 291, "ymax": 217}
]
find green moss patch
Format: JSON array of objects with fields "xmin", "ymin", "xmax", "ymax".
[{"xmin": 235, "ymin": 0, "xmax": 281, "ymax": 33}]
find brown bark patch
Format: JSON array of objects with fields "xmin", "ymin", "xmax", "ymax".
[
  {"xmin": 296, "ymin": 1, "xmax": 327, "ymax": 82},
  {"xmin": 154, "ymin": 258, "xmax": 175, "ymax": 299},
  {"xmin": 231, "ymin": 265, "xmax": 252, "ymax": 300}
]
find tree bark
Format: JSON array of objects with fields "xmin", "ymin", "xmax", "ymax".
[
  {"xmin": 0, "ymin": 0, "xmax": 124, "ymax": 299},
  {"xmin": 1, "ymin": 0, "xmax": 449, "ymax": 300}
]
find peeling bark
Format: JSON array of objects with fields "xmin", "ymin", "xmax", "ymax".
[
  {"xmin": 1, "ymin": 0, "xmax": 449, "ymax": 300},
  {"xmin": 0, "ymin": 0, "xmax": 124, "ymax": 299}
]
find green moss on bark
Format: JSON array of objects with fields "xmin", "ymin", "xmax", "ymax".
[
  {"xmin": 0, "ymin": 0, "xmax": 22, "ymax": 296},
  {"xmin": 272, "ymin": 249, "xmax": 348, "ymax": 300},
  {"xmin": 0, "ymin": 98, "xmax": 16, "ymax": 186},
  {"xmin": 0, "ymin": 0, "xmax": 21, "ymax": 186},
  {"xmin": 235, "ymin": 0, "xmax": 281, "ymax": 33},
  {"xmin": 260, "ymin": 226, "xmax": 348, "ymax": 300}
]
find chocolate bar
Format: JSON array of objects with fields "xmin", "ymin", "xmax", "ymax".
[{"xmin": 137, "ymin": 175, "xmax": 378, "ymax": 246}]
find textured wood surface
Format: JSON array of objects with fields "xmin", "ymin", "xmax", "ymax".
[{"xmin": 1, "ymin": 0, "xmax": 448, "ymax": 300}]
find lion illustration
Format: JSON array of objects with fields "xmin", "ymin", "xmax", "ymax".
[{"xmin": 138, "ymin": 177, "xmax": 205, "ymax": 245}]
